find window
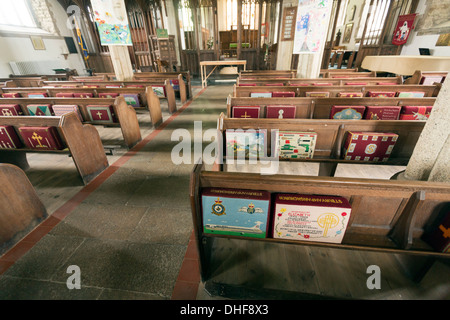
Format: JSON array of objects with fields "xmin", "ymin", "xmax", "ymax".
[
  {"xmin": 226, "ymin": 0, "xmax": 258, "ymax": 31},
  {"xmin": 0, "ymin": 0, "xmax": 37, "ymax": 28},
  {"xmin": 356, "ymin": 0, "xmax": 391, "ymax": 45}
]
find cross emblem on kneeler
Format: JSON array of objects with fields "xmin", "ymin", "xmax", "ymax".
[
  {"xmin": 31, "ymin": 132, "xmax": 44, "ymax": 147},
  {"xmin": 440, "ymin": 225, "xmax": 450, "ymax": 238},
  {"xmin": 241, "ymin": 112, "xmax": 251, "ymax": 118}
]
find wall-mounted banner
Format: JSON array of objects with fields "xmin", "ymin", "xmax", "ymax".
[
  {"xmin": 392, "ymin": 14, "xmax": 417, "ymax": 46},
  {"xmin": 91, "ymin": 0, "xmax": 132, "ymax": 46},
  {"xmin": 293, "ymin": 0, "xmax": 332, "ymax": 53}
]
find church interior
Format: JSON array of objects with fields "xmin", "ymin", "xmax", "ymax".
[{"xmin": 0, "ymin": 0, "xmax": 449, "ymax": 303}]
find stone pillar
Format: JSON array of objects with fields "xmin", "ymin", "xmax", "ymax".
[
  {"xmin": 108, "ymin": 45, "xmax": 134, "ymax": 81},
  {"xmin": 295, "ymin": 2, "xmax": 333, "ymax": 78},
  {"xmin": 402, "ymin": 77, "xmax": 450, "ymax": 182}
]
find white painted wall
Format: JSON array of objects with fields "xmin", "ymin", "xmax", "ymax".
[
  {"xmin": 400, "ymin": 0, "xmax": 450, "ymax": 57},
  {"xmin": 0, "ymin": 0, "xmax": 86, "ymax": 78}
]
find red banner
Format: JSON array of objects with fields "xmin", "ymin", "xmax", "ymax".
[{"xmin": 392, "ymin": 14, "xmax": 416, "ymax": 46}]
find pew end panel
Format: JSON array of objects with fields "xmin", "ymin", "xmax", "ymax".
[
  {"xmin": 0, "ymin": 163, "xmax": 48, "ymax": 255},
  {"xmin": 145, "ymin": 87, "xmax": 163, "ymax": 127}
]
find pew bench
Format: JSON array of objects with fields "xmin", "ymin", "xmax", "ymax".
[
  {"xmin": 237, "ymin": 75, "xmax": 404, "ymax": 86},
  {"xmin": 132, "ymin": 72, "xmax": 192, "ymax": 100},
  {"xmin": 190, "ymin": 162, "xmax": 450, "ymax": 288},
  {"xmin": 34, "ymin": 80, "xmax": 179, "ymax": 113},
  {"xmin": 0, "ymin": 96, "xmax": 142, "ymax": 149},
  {"xmin": 217, "ymin": 114, "xmax": 426, "ymax": 177},
  {"xmin": 404, "ymin": 70, "xmax": 448, "ymax": 85},
  {"xmin": 0, "ymin": 113, "xmax": 109, "ymax": 185},
  {"xmin": 232, "ymin": 84, "xmax": 440, "ymax": 98},
  {"xmin": 226, "ymin": 96, "xmax": 437, "ymax": 120}
]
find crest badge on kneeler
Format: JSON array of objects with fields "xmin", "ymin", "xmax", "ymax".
[
  {"xmin": 27, "ymin": 104, "xmax": 53, "ymax": 116},
  {"xmin": 18, "ymin": 126, "xmax": 64, "ymax": 150},
  {"xmin": 86, "ymin": 105, "xmax": 117, "ymax": 123},
  {"xmin": 0, "ymin": 104, "xmax": 23, "ymax": 116},
  {"xmin": 121, "ymin": 93, "xmax": 141, "ymax": 108},
  {"xmin": 0, "ymin": 126, "xmax": 22, "ymax": 149}
]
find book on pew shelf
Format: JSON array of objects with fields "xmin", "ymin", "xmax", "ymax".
[
  {"xmin": 201, "ymin": 187, "xmax": 271, "ymax": 239},
  {"xmin": 396, "ymin": 91, "xmax": 426, "ymax": 98},
  {"xmin": 55, "ymin": 92, "xmax": 74, "ymax": 98},
  {"xmin": 0, "ymin": 125, "xmax": 22, "ymax": 149},
  {"xmin": 83, "ymin": 85, "xmax": 99, "ymax": 88},
  {"xmin": 86, "ymin": 105, "xmax": 117, "ymax": 123},
  {"xmin": 305, "ymin": 92, "xmax": 330, "ymax": 97},
  {"xmin": 377, "ymin": 82, "xmax": 398, "ymax": 85},
  {"xmin": 274, "ymin": 131, "xmax": 317, "ymax": 159},
  {"xmin": 61, "ymin": 85, "xmax": 77, "ymax": 88},
  {"xmin": 399, "ymin": 106, "xmax": 433, "ymax": 120},
  {"xmin": 290, "ymin": 83, "xmax": 309, "ymax": 86},
  {"xmin": 98, "ymin": 93, "xmax": 120, "ymax": 99},
  {"xmin": 266, "ymin": 105, "xmax": 296, "ymax": 119},
  {"xmin": 330, "ymin": 106, "xmax": 366, "ymax": 120},
  {"xmin": 18, "ymin": 126, "xmax": 64, "ymax": 150},
  {"xmin": 0, "ymin": 104, "xmax": 23, "ymax": 116},
  {"xmin": 266, "ymin": 83, "xmax": 284, "ymax": 86},
  {"xmin": 364, "ymin": 106, "xmax": 401, "ymax": 120},
  {"xmin": 232, "ymin": 106, "xmax": 261, "ymax": 118},
  {"xmin": 422, "ymin": 207, "xmax": 450, "ymax": 253},
  {"xmin": 314, "ymin": 83, "xmax": 333, "ymax": 86},
  {"xmin": 337, "ymin": 92, "xmax": 363, "ymax": 97},
  {"xmin": 73, "ymin": 92, "xmax": 94, "ymax": 98},
  {"xmin": 345, "ymin": 82, "xmax": 367, "ymax": 85},
  {"xmin": 239, "ymin": 83, "xmax": 257, "ymax": 86},
  {"xmin": 225, "ymin": 129, "xmax": 267, "ymax": 159},
  {"xmin": 105, "ymin": 85, "xmax": 122, "ymax": 88},
  {"xmin": 272, "ymin": 193, "xmax": 352, "ymax": 244},
  {"xmin": 272, "ymin": 91, "xmax": 295, "ymax": 98},
  {"xmin": 2, "ymin": 92, "xmax": 21, "ymax": 98},
  {"xmin": 420, "ymin": 75, "xmax": 443, "ymax": 85},
  {"xmin": 121, "ymin": 93, "xmax": 141, "ymax": 108},
  {"xmin": 52, "ymin": 105, "xmax": 84, "ymax": 122},
  {"xmin": 342, "ymin": 131, "xmax": 398, "ymax": 162},
  {"xmin": 151, "ymin": 85, "xmax": 166, "ymax": 97},
  {"xmin": 250, "ymin": 92, "xmax": 272, "ymax": 98},
  {"xmin": 27, "ymin": 92, "xmax": 48, "ymax": 98},
  {"xmin": 169, "ymin": 80, "xmax": 179, "ymax": 90},
  {"xmin": 27, "ymin": 104, "xmax": 53, "ymax": 116},
  {"xmin": 367, "ymin": 91, "xmax": 396, "ymax": 98}
]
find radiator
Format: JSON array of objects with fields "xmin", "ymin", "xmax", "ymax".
[{"xmin": 9, "ymin": 60, "xmax": 63, "ymax": 75}]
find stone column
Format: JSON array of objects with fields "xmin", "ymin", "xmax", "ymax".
[
  {"xmin": 108, "ymin": 45, "xmax": 134, "ymax": 81},
  {"xmin": 402, "ymin": 77, "xmax": 450, "ymax": 182},
  {"xmin": 295, "ymin": 2, "xmax": 333, "ymax": 78}
]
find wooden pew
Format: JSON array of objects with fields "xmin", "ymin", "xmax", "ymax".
[
  {"xmin": 237, "ymin": 75, "xmax": 404, "ymax": 86},
  {"xmin": 226, "ymin": 96, "xmax": 437, "ymax": 119},
  {"xmin": 404, "ymin": 70, "xmax": 448, "ymax": 85},
  {"xmin": 324, "ymin": 71, "xmax": 377, "ymax": 78},
  {"xmin": 0, "ymin": 96, "xmax": 142, "ymax": 149},
  {"xmin": 37, "ymin": 79, "xmax": 180, "ymax": 110},
  {"xmin": 232, "ymin": 84, "xmax": 440, "ymax": 98},
  {"xmin": 0, "ymin": 163, "xmax": 48, "ymax": 255},
  {"xmin": 239, "ymin": 70, "xmax": 297, "ymax": 79},
  {"xmin": 217, "ymin": 113, "xmax": 426, "ymax": 176},
  {"xmin": 132, "ymin": 71, "xmax": 192, "ymax": 100},
  {"xmin": 0, "ymin": 112, "xmax": 109, "ymax": 185},
  {"xmin": 190, "ymin": 163, "xmax": 450, "ymax": 285}
]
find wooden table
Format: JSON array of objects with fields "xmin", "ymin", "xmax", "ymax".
[
  {"xmin": 361, "ymin": 55, "xmax": 450, "ymax": 76},
  {"xmin": 200, "ymin": 60, "xmax": 247, "ymax": 88}
]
